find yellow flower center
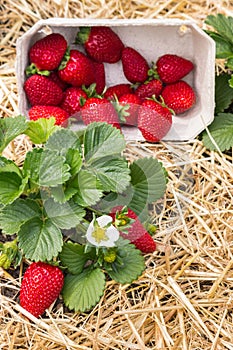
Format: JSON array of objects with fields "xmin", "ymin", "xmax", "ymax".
[{"xmin": 92, "ymin": 226, "xmax": 108, "ymax": 243}]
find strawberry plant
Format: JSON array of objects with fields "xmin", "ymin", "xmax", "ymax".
[
  {"xmin": 200, "ymin": 14, "xmax": 233, "ymax": 151},
  {"xmin": 0, "ymin": 116, "xmax": 167, "ymax": 315}
]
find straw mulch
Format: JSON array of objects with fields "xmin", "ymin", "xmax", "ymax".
[{"xmin": 1, "ymin": 1, "xmax": 233, "ymax": 349}]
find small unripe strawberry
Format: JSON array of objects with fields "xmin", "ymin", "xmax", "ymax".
[{"xmin": 20, "ymin": 262, "xmax": 64, "ymax": 318}]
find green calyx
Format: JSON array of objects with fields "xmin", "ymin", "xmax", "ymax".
[
  {"xmin": 58, "ymin": 47, "xmax": 70, "ymax": 70},
  {"xmin": 25, "ymin": 63, "xmax": 50, "ymax": 77},
  {"xmin": 75, "ymin": 27, "xmax": 91, "ymax": 45}
]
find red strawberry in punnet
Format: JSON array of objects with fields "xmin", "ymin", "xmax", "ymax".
[
  {"xmin": 156, "ymin": 54, "xmax": 194, "ymax": 84},
  {"xmin": 48, "ymin": 71, "xmax": 69, "ymax": 91},
  {"xmin": 135, "ymin": 78, "xmax": 163, "ymax": 100},
  {"xmin": 118, "ymin": 93, "xmax": 142, "ymax": 126},
  {"xmin": 104, "ymin": 83, "xmax": 133, "ymax": 101},
  {"xmin": 121, "ymin": 47, "xmax": 150, "ymax": 84},
  {"xmin": 58, "ymin": 49, "xmax": 95, "ymax": 87},
  {"xmin": 76, "ymin": 26, "xmax": 124, "ymax": 63},
  {"xmin": 137, "ymin": 99, "xmax": 173, "ymax": 142},
  {"xmin": 28, "ymin": 105, "xmax": 69, "ymax": 126},
  {"xmin": 24, "ymin": 75, "xmax": 63, "ymax": 106},
  {"xmin": 161, "ymin": 80, "xmax": 196, "ymax": 114},
  {"xmin": 110, "ymin": 206, "xmax": 156, "ymax": 253},
  {"xmin": 92, "ymin": 61, "xmax": 106, "ymax": 94},
  {"xmin": 27, "ymin": 33, "xmax": 68, "ymax": 73},
  {"xmin": 20, "ymin": 262, "xmax": 64, "ymax": 318},
  {"xmin": 59, "ymin": 86, "xmax": 87, "ymax": 118},
  {"xmin": 81, "ymin": 97, "xmax": 121, "ymax": 129}
]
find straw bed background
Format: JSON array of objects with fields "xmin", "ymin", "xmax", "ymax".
[{"xmin": 1, "ymin": 1, "xmax": 233, "ymax": 349}]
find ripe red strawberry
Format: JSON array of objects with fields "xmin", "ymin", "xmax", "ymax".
[
  {"xmin": 27, "ymin": 33, "xmax": 67, "ymax": 73},
  {"xmin": 24, "ymin": 75, "xmax": 63, "ymax": 106},
  {"xmin": 135, "ymin": 79, "xmax": 163, "ymax": 100},
  {"xmin": 20, "ymin": 262, "xmax": 64, "ymax": 318},
  {"xmin": 76, "ymin": 26, "xmax": 124, "ymax": 63},
  {"xmin": 110, "ymin": 205, "xmax": 156, "ymax": 253},
  {"xmin": 28, "ymin": 105, "xmax": 69, "ymax": 126},
  {"xmin": 58, "ymin": 49, "xmax": 95, "ymax": 87},
  {"xmin": 118, "ymin": 93, "xmax": 142, "ymax": 126},
  {"xmin": 59, "ymin": 86, "xmax": 87, "ymax": 118},
  {"xmin": 92, "ymin": 61, "xmax": 106, "ymax": 94},
  {"xmin": 81, "ymin": 97, "xmax": 121, "ymax": 129},
  {"xmin": 161, "ymin": 80, "xmax": 196, "ymax": 114},
  {"xmin": 137, "ymin": 99, "xmax": 173, "ymax": 142},
  {"xmin": 156, "ymin": 54, "xmax": 194, "ymax": 84},
  {"xmin": 48, "ymin": 71, "xmax": 69, "ymax": 91},
  {"xmin": 121, "ymin": 47, "xmax": 150, "ymax": 84},
  {"xmin": 132, "ymin": 232, "xmax": 156, "ymax": 253},
  {"xmin": 104, "ymin": 84, "xmax": 133, "ymax": 101}
]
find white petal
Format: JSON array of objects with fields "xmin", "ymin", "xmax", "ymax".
[{"xmin": 96, "ymin": 215, "xmax": 113, "ymax": 227}]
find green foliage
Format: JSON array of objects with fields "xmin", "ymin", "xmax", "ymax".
[
  {"xmin": 0, "ymin": 116, "xmax": 168, "ymax": 313},
  {"xmin": 202, "ymin": 113, "xmax": 233, "ymax": 151},
  {"xmin": 203, "ymin": 14, "xmax": 233, "ymax": 151}
]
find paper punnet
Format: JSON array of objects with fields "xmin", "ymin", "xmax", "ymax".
[{"xmin": 16, "ymin": 18, "xmax": 215, "ymax": 141}]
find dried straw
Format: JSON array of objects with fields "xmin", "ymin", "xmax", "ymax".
[{"xmin": 1, "ymin": 1, "xmax": 233, "ymax": 349}]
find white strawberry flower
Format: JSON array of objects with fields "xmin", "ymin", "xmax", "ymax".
[{"xmin": 86, "ymin": 215, "xmax": 119, "ymax": 248}]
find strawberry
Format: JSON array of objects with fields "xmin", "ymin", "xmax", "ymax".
[
  {"xmin": 47, "ymin": 71, "xmax": 69, "ymax": 91},
  {"xmin": 121, "ymin": 47, "xmax": 150, "ymax": 84},
  {"xmin": 92, "ymin": 61, "xmax": 106, "ymax": 94},
  {"xmin": 132, "ymin": 232, "xmax": 157, "ymax": 253},
  {"xmin": 81, "ymin": 97, "xmax": 121, "ymax": 129},
  {"xmin": 27, "ymin": 33, "xmax": 67, "ymax": 73},
  {"xmin": 28, "ymin": 105, "xmax": 69, "ymax": 126},
  {"xmin": 110, "ymin": 206, "xmax": 156, "ymax": 253},
  {"xmin": 135, "ymin": 79, "xmax": 163, "ymax": 100},
  {"xmin": 118, "ymin": 93, "xmax": 142, "ymax": 126},
  {"xmin": 156, "ymin": 54, "xmax": 194, "ymax": 84},
  {"xmin": 137, "ymin": 99, "xmax": 173, "ymax": 142},
  {"xmin": 104, "ymin": 83, "xmax": 133, "ymax": 101},
  {"xmin": 59, "ymin": 86, "xmax": 87, "ymax": 118},
  {"xmin": 58, "ymin": 49, "xmax": 95, "ymax": 87},
  {"xmin": 161, "ymin": 80, "xmax": 196, "ymax": 114},
  {"xmin": 76, "ymin": 26, "xmax": 124, "ymax": 63},
  {"xmin": 19, "ymin": 262, "xmax": 64, "ymax": 318},
  {"xmin": 24, "ymin": 75, "xmax": 63, "ymax": 106}
]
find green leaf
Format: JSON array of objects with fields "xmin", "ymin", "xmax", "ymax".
[
  {"xmin": 50, "ymin": 185, "xmax": 78, "ymax": 203},
  {"xmin": 128, "ymin": 158, "xmax": 167, "ymax": 218},
  {"xmin": 0, "ymin": 172, "xmax": 28, "ymax": 205},
  {"xmin": 205, "ymin": 31, "xmax": 233, "ymax": 58},
  {"xmin": 84, "ymin": 122, "xmax": 126, "ymax": 163},
  {"xmin": 65, "ymin": 148, "xmax": 82, "ymax": 177},
  {"xmin": 205, "ymin": 14, "xmax": 233, "ymax": 47},
  {"xmin": 45, "ymin": 128, "xmax": 82, "ymax": 154},
  {"xmin": 25, "ymin": 117, "xmax": 59, "ymax": 144},
  {"xmin": 18, "ymin": 217, "xmax": 63, "ymax": 261},
  {"xmin": 62, "ymin": 267, "xmax": 106, "ymax": 312},
  {"xmin": 72, "ymin": 169, "xmax": 103, "ymax": 206},
  {"xmin": 0, "ymin": 198, "xmax": 41, "ymax": 234},
  {"xmin": 60, "ymin": 241, "xmax": 92, "ymax": 274},
  {"xmin": 23, "ymin": 148, "xmax": 71, "ymax": 187},
  {"xmin": 106, "ymin": 242, "xmax": 145, "ymax": 284},
  {"xmin": 43, "ymin": 198, "xmax": 85, "ymax": 229},
  {"xmin": 0, "ymin": 115, "xmax": 27, "ymax": 153},
  {"xmin": 0, "ymin": 156, "xmax": 22, "ymax": 177},
  {"xmin": 87, "ymin": 157, "xmax": 131, "ymax": 193},
  {"xmin": 202, "ymin": 113, "xmax": 233, "ymax": 151},
  {"xmin": 215, "ymin": 74, "xmax": 233, "ymax": 113}
]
